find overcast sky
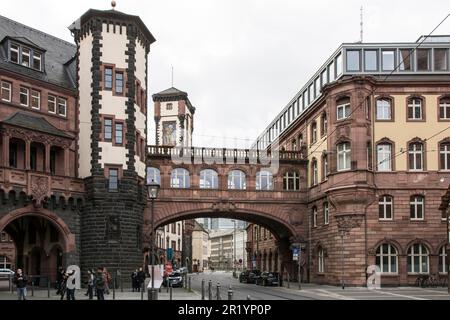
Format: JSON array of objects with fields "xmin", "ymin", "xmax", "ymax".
[{"xmin": 2, "ymin": 0, "xmax": 449, "ymax": 148}]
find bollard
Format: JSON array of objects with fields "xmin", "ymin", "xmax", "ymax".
[
  {"xmin": 208, "ymin": 280, "xmax": 212, "ymax": 300},
  {"xmin": 47, "ymin": 279, "xmax": 50, "ymax": 298},
  {"xmin": 166, "ymin": 278, "xmax": 169, "ymax": 293},
  {"xmin": 121, "ymin": 276, "xmax": 123, "ymax": 293},
  {"xmin": 169, "ymin": 284, "xmax": 173, "ymax": 300},
  {"xmin": 188, "ymin": 277, "xmax": 191, "ymax": 291},
  {"xmin": 113, "ymin": 278, "xmax": 116, "ymax": 300},
  {"xmin": 227, "ymin": 285, "xmax": 233, "ymax": 300},
  {"xmin": 201, "ymin": 279, "xmax": 205, "ymax": 300},
  {"xmin": 9, "ymin": 274, "xmax": 12, "ymax": 293},
  {"xmin": 247, "ymin": 295, "xmax": 251, "ymax": 300},
  {"xmin": 141, "ymin": 283, "xmax": 144, "ymax": 300},
  {"xmin": 31, "ymin": 278, "xmax": 34, "ymax": 297},
  {"xmin": 216, "ymin": 283, "xmax": 221, "ymax": 300},
  {"xmin": 287, "ymin": 272, "xmax": 290, "ymax": 289}
]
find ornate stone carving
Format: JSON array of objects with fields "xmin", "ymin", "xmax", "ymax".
[
  {"xmin": 335, "ymin": 214, "xmax": 364, "ymax": 234},
  {"xmin": 283, "ymin": 205, "xmax": 304, "ymax": 227},
  {"xmin": 31, "ymin": 176, "xmax": 49, "ymax": 207},
  {"xmin": 211, "ymin": 200, "xmax": 237, "ymax": 212}
]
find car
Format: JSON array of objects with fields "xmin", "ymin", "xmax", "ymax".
[
  {"xmin": 177, "ymin": 267, "xmax": 187, "ymax": 273},
  {"xmin": 239, "ymin": 270, "xmax": 261, "ymax": 284},
  {"xmin": 164, "ymin": 272, "xmax": 183, "ymax": 288},
  {"xmin": 255, "ymin": 272, "xmax": 280, "ymax": 286},
  {"xmin": 0, "ymin": 268, "xmax": 15, "ymax": 278},
  {"xmin": 238, "ymin": 270, "xmax": 250, "ymax": 283}
]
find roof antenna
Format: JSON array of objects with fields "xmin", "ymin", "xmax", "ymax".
[
  {"xmin": 360, "ymin": 6, "xmax": 364, "ymax": 43},
  {"xmin": 171, "ymin": 65, "xmax": 174, "ymax": 87},
  {"xmin": 111, "ymin": 1, "xmax": 116, "ymax": 10}
]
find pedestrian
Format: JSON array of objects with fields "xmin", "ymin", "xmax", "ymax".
[
  {"xmin": 103, "ymin": 267, "xmax": 111, "ymax": 295},
  {"xmin": 85, "ymin": 269, "xmax": 94, "ymax": 299},
  {"xmin": 131, "ymin": 269, "xmax": 138, "ymax": 292},
  {"xmin": 65, "ymin": 269, "xmax": 76, "ymax": 300},
  {"xmin": 13, "ymin": 269, "xmax": 28, "ymax": 300},
  {"xmin": 56, "ymin": 267, "xmax": 63, "ymax": 293},
  {"xmin": 137, "ymin": 267, "xmax": 145, "ymax": 292},
  {"xmin": 95, "ymin": 267, "xmax": 106, "ymax": 300},
  {"xmin": 59, "ymin": 271, "xmax": 68, "ymax": 300}
]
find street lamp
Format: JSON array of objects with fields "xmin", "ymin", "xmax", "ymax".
[{"xmin": 147, "ymin": 179, "xmax": 160, "ymax": 300}]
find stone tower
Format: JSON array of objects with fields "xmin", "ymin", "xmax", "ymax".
[{"xmin": 69, "ymin": 8, "xmax": 155, "ymax": 276}]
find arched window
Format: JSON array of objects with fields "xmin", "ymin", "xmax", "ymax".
[
  {"xmin": 337, "ymin": 142, "xmax": 351, "ymax": 171},
  {"xmin": 147, "ymin": 167, "xmax": 161, "ymax": 184},
  {"xmin": 256, "ymin": 170, "xmax": 273, "ymax": 190},
  {"xmin": 283, "ymin": 172, "xmax": 300, "ymax": 191},
  {"xmin": 377, "ymin": 143, "xmax": 392, "ymax": 171},
  {"xmin": 322, "ymin": 154, "xmax": 328, "ymax": 181},
  {"xmin": 407, "ymin": 244, "xmax": 429, "ymax": 274},
  {"xmin": 292, "ymin": 139, "xmax": 297, "ymax": 151},
  {"xmin": 323, "ymin": 202, "xmax": 329, "ymax": 225},
  {"xmin": 376, "ymin": 98, "xmax": 392, "ymax": 120},
  {"xmin": 439, "ymin": 141, "xmax": 450, "ymax": 171},
  {"xmin": 318, "ymin": 248, "xmax": 325, "ymax": 273},
  {"xmin": 311, "ymin": 159, "xmax": 318, "ymax": 186},
  {"xmin": 379, "ymin": 195, "xmax": 393, "ymax": 220},
  {"xmin": 376, "ymin": 244, "xmax": 398, "ymax": 273},
  {"xmin": 408, "ymin": 141, "xmax": 424, "ymax": 171},
  {"xmin": 0, "ymin": 255, "xmax": 12, "ymax": 269},
  {"xmin": 439, "ymin": 96, "xmax": 450, "ymax": 120},
  {"xmin": 199, "ymin": 169, "xmax": 218, "ymax": 189},
  {"xmin": 410, "ymin": 195, "xmax": 424, "ymax": 220},
  {"xmin": 336, "ymin": 97, "xmax": 351, "ymax": 120},
  {"xmin": 321, "ymin": 112, "xmax": 328, "ymax": 136},
  {"xmin": 312, "ymin": 207, "xmax": 318, "ymax": 228},
  {"xmin": 439, "ymin": 246, "xmax": 448, "ymax": 274},
  {"xmin": 170, "ymin": 168, "xmax": 190, "ymax": 188},
  {"xmin": 407, "ymin": 97, "xmax": 423, "ymax": 120},
  {"xmin": 311, "ymin": 121, "xmax": 317, "ymax": 144},
  {"xmin": 228, "ymin": 170, "xmax": 246, "ymax": 190}
]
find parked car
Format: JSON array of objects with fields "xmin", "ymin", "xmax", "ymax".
[
  {"xmin": 239, "ymin": 270, "xmax": 261, "ymax": 284},
  {"xmin": 255, "ymin": 272, "xmax": 280, "ymax": 286},
  {"xmin": 163, "ymin": 272, "xmax": 183, "ymax": 288},
  {"xmin": 0, "ymin": 268, "xmax": 15, "ymax": 277},
  {"xmin": 177, "ymin": 267, "xmax": 187, "ymax": 273}
]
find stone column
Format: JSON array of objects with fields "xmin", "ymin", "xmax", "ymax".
[
  {"xmin": 64, "ymin": 147, "xmax": 70, "ymax": 176},
  {"xmin": 2, "ymin": 134, "xmax": 9, "ymax": 167},
  {"xmin": 45, "ymin": 144, "xmax": 51, "ymax": 173},
  {"xmin": 25, "ymin": 139, "xmax": 31, "ymax": 170}
]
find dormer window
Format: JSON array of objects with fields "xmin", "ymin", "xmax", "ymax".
[{"xmin": 8, "ymin": 41, "xmax": 43, "ymax": 71}]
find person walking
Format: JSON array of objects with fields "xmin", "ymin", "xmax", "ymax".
[
  {"xmin": 85, "ymin": 269, "xmax": 94, "ymax": 299},
  {"xmin": 65, "ymin": 269, "xmax": 76, "ymax": 300},
  {"xmin": 131, "ymin": 269, "xmax": 138, "ymax": 292},
  {"xmin": 103, "ymin": 267, "xmax": 111, "ymax": 295},
  {"xmin": 95, "ymin": 267, "xmax": 106, "ymax": 300},
  {"xmin": 59, "ymin": 271, "xmax": 68, "ymax": 300},
  {"xmin": 137, "ymin": 267, "xmax": 145, "ymax": 292},
  {"xmin": 13, "ymin": 269, "xmax": 28, "ymax": 300}
]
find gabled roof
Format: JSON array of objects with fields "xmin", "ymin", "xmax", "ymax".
[
  {"xmin": 152, "ymin": 87, "xmax": 196, "ymax": 114},
  {"xmin": 0, "ymin": 15, "xmax": 76, "ymax": 90},
  {"xmin": 193, "ymin": 220, "xmax": 209, "ymax": 234},
  {"xmin": 1, "ymin": 112, "xmax": 73, "ymax": 139}
]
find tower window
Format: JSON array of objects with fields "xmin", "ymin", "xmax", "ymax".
[
  {"xmin": 115, "ymin": 72, "xmax": 123, "ymax": 94},
  {"xmin": 104, "ymin": 67, "xmax": 113, "ymax": 89}
]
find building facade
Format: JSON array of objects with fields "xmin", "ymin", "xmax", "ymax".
[
  {"xmin": 191, "ymin": 220, "xmax": 209, "ymax": 272},
  {"xmin": 246, "ymin": 224, "xmax": 279, "ymax": 273},
  {"xmin": 208, "ymin": 229, "xmax": 246, "ymax": 271}
]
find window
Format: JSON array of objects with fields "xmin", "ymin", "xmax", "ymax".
[
  {"xmin": 434, "ymin": 49, "xmax": 448, "ymax": 71},
  {"xmin": 310, "ymin": 122, "xmax": 317, "ymax": 144},
  {"xmin": 0, "ymin": 256, "xmax": 12, "ymax": 269},
  {"xmin": 336, "ymin": 98, "xmax": 351, "ymax": 120},
  {"xmin": 31, "ymin": 90, "xmax": 40, "ymax": 109},
  {"xmin": 58, "ymin": 98, "xmax": 67, "ymax": 117},
  {"xmin": 440, "ymin": 142, "xmax": 450, "ymax": 171},
  {"xmin": 312, "ymin": 207, "xmax": 317, "ymax": 228},
  {"xmin": 171, "ymin": 168, "xmax": 190, "ymax": 188},
  {"xmin": 439, "ymin": 97, "xmax": 450, "ymax": 120},
  {"xmin": 346, "ymin": 50, "xmax": 361, "ymax": 71},
  {"xmin": 376, "ymin": 98, "xmax": 392, "ymax": 120},
  {"xmin": 21, "ymin": 47, "xmax": 30, "ymax": 67},
  {"xmin": 108, "ymin": 168, "xmax": 119, "ymax": 191},
  {"xmin": 1, "ymin": 81, "xmax": 11, "ymax": 102},
  {"xmin": 318, "ymin": 248, "xmax": 324, "ymax": 273},
  {"xmin": 364, "ymin": 50, "xmax": 378, "ymax": 71},
  {"xmin": 292, "ymin": 139, "xmax": 297, "ymax": 151},
  {"xmin": 50, "ymin": 149, "xmax": 56, "ymax": 174},
  {"xmin": 322, "ymin": 154, "xmax": 328, "ymax": 181},
  {"xmin": 324, "ymin": 202, "xmax": 329, "ymax": 225},
  {"xmin": 336, "ymin": 53, "xmax": 343, "ymax": 76},
  {"xmin": 147, "ymin": 167, "xmax": 160, "ymax": 184},
  {"xmin": 33, "ymin": 52, "xmax": 42, "ymax": 70},
  {"xmin": 321, "ymin": 69, "xmax": 328, "ymax": 87},
  {"xmin": 377, "ymin": 143, "xmax": 392, "ymax": 171},
  {"xmin": 321, "ymin": 113, "xmax": 327, "ymax": 136},
  {"xmin": 410, "ymin": 195, "xmax": 424, "ymax": 220},
  {"xmin": 178, "ymin": 224, "xmax": 181, "ymax": 235},
  {"xmin": 314, "ymin": 77, "xmax": 320, "ymax": 98},
  {"xmin": 104, "ymin": 119, "xmax": 113, "ymax": 141},
  {"xmin": 407, "ymin": 98, "xmax": 423, "ymax": 120},
  {"xmin": 228, "ymin": 170, "xmax": 246, "ymax": 190},
  {"xmin": 256, "ymin": 170, "xmax": 273, "ymax": 190},
  {"xmin": 376, "ymin": 244, "xmax": 398, "ymax": 274},
  {"xmin": 104, "ymin": 67, "xmax": 113, "ymax": 89},
  {"xmin": 30, "ymin": 146, "xmax": 37, "ymax": 171},
  {"xmin": 407, "ymin": 244, "xmax": 429, "ymax": 274},
  {"xmin": 311, "ymin": 159, "xmax": 318, "ymax": 186},
  {"xmin": 115, "ymin": 123, "xmax": 123, "ymax": 145},
  {"xmin": 283, "ymin": 172, "xmax": 300, "ymax": 191},
  {"xmin": 200, "ymin": 169, "xmax": 218, "ymax": 189},
  {"xmin": 48, "ymin": 95, "xmax": 56, "ymax": 113},
  {"xmin": 382, "ymin": 50, "xmax": 395, "ymax": 71},
  {"xmin": 166, "ymin": 103, "xmax": 173, "ymax": 111},
  {"xmin": 379, "ymin": 196, "xmax": 393, "ymax": 220},
  {"xmin": 308, "ymin": 84, "xmax": 313, "ymax": 103},
  {"xmin": 9, "ymin": 143, "xmax": 17, "ymax": 168},
  {"xmin": 439, "ymin": 246, "xmax": 447, "ymax": 274},
  {"xmin": 10, "ymin": 43, "xmax": 19, "ymax": 63},
  {"xmin": 399, "ymin": 49, "xmax": 413, "ymax": 71},
  {"xmin": 366, "ymin": 96, "xmax": 372, "ymax": 120},
  {"xmin": 115, "ymin": 72, "xmax": 123, "ymax": 94},
  {"xmin": 408, "ymin": 142, "xmax": 423, "ymax": 171},
  {"xmin": 328, "ymin": 61, "xmax": 335, "ymax": 82},
  {"xmin": 337, "ymin": 142, "xmax": 351, "ymax": 171},
  {"xmin": 417, "ymin": 49, "xmax": 430, "ymax": 71},
  {"xmin": 20, "ymin": 87, "xmax": 29, "ymax": 106}
]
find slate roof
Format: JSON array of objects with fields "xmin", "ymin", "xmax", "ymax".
[
  {"xmin": 152, "ymin": 87, "xmax": 196, "ymax": 114},
  {"xmin": 1, "ymin": 112, "xmax": 73, "ymax": 138},
  {"xmin": 0, "ymin": 15, "xmax": 76, "ymax": 90}
]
